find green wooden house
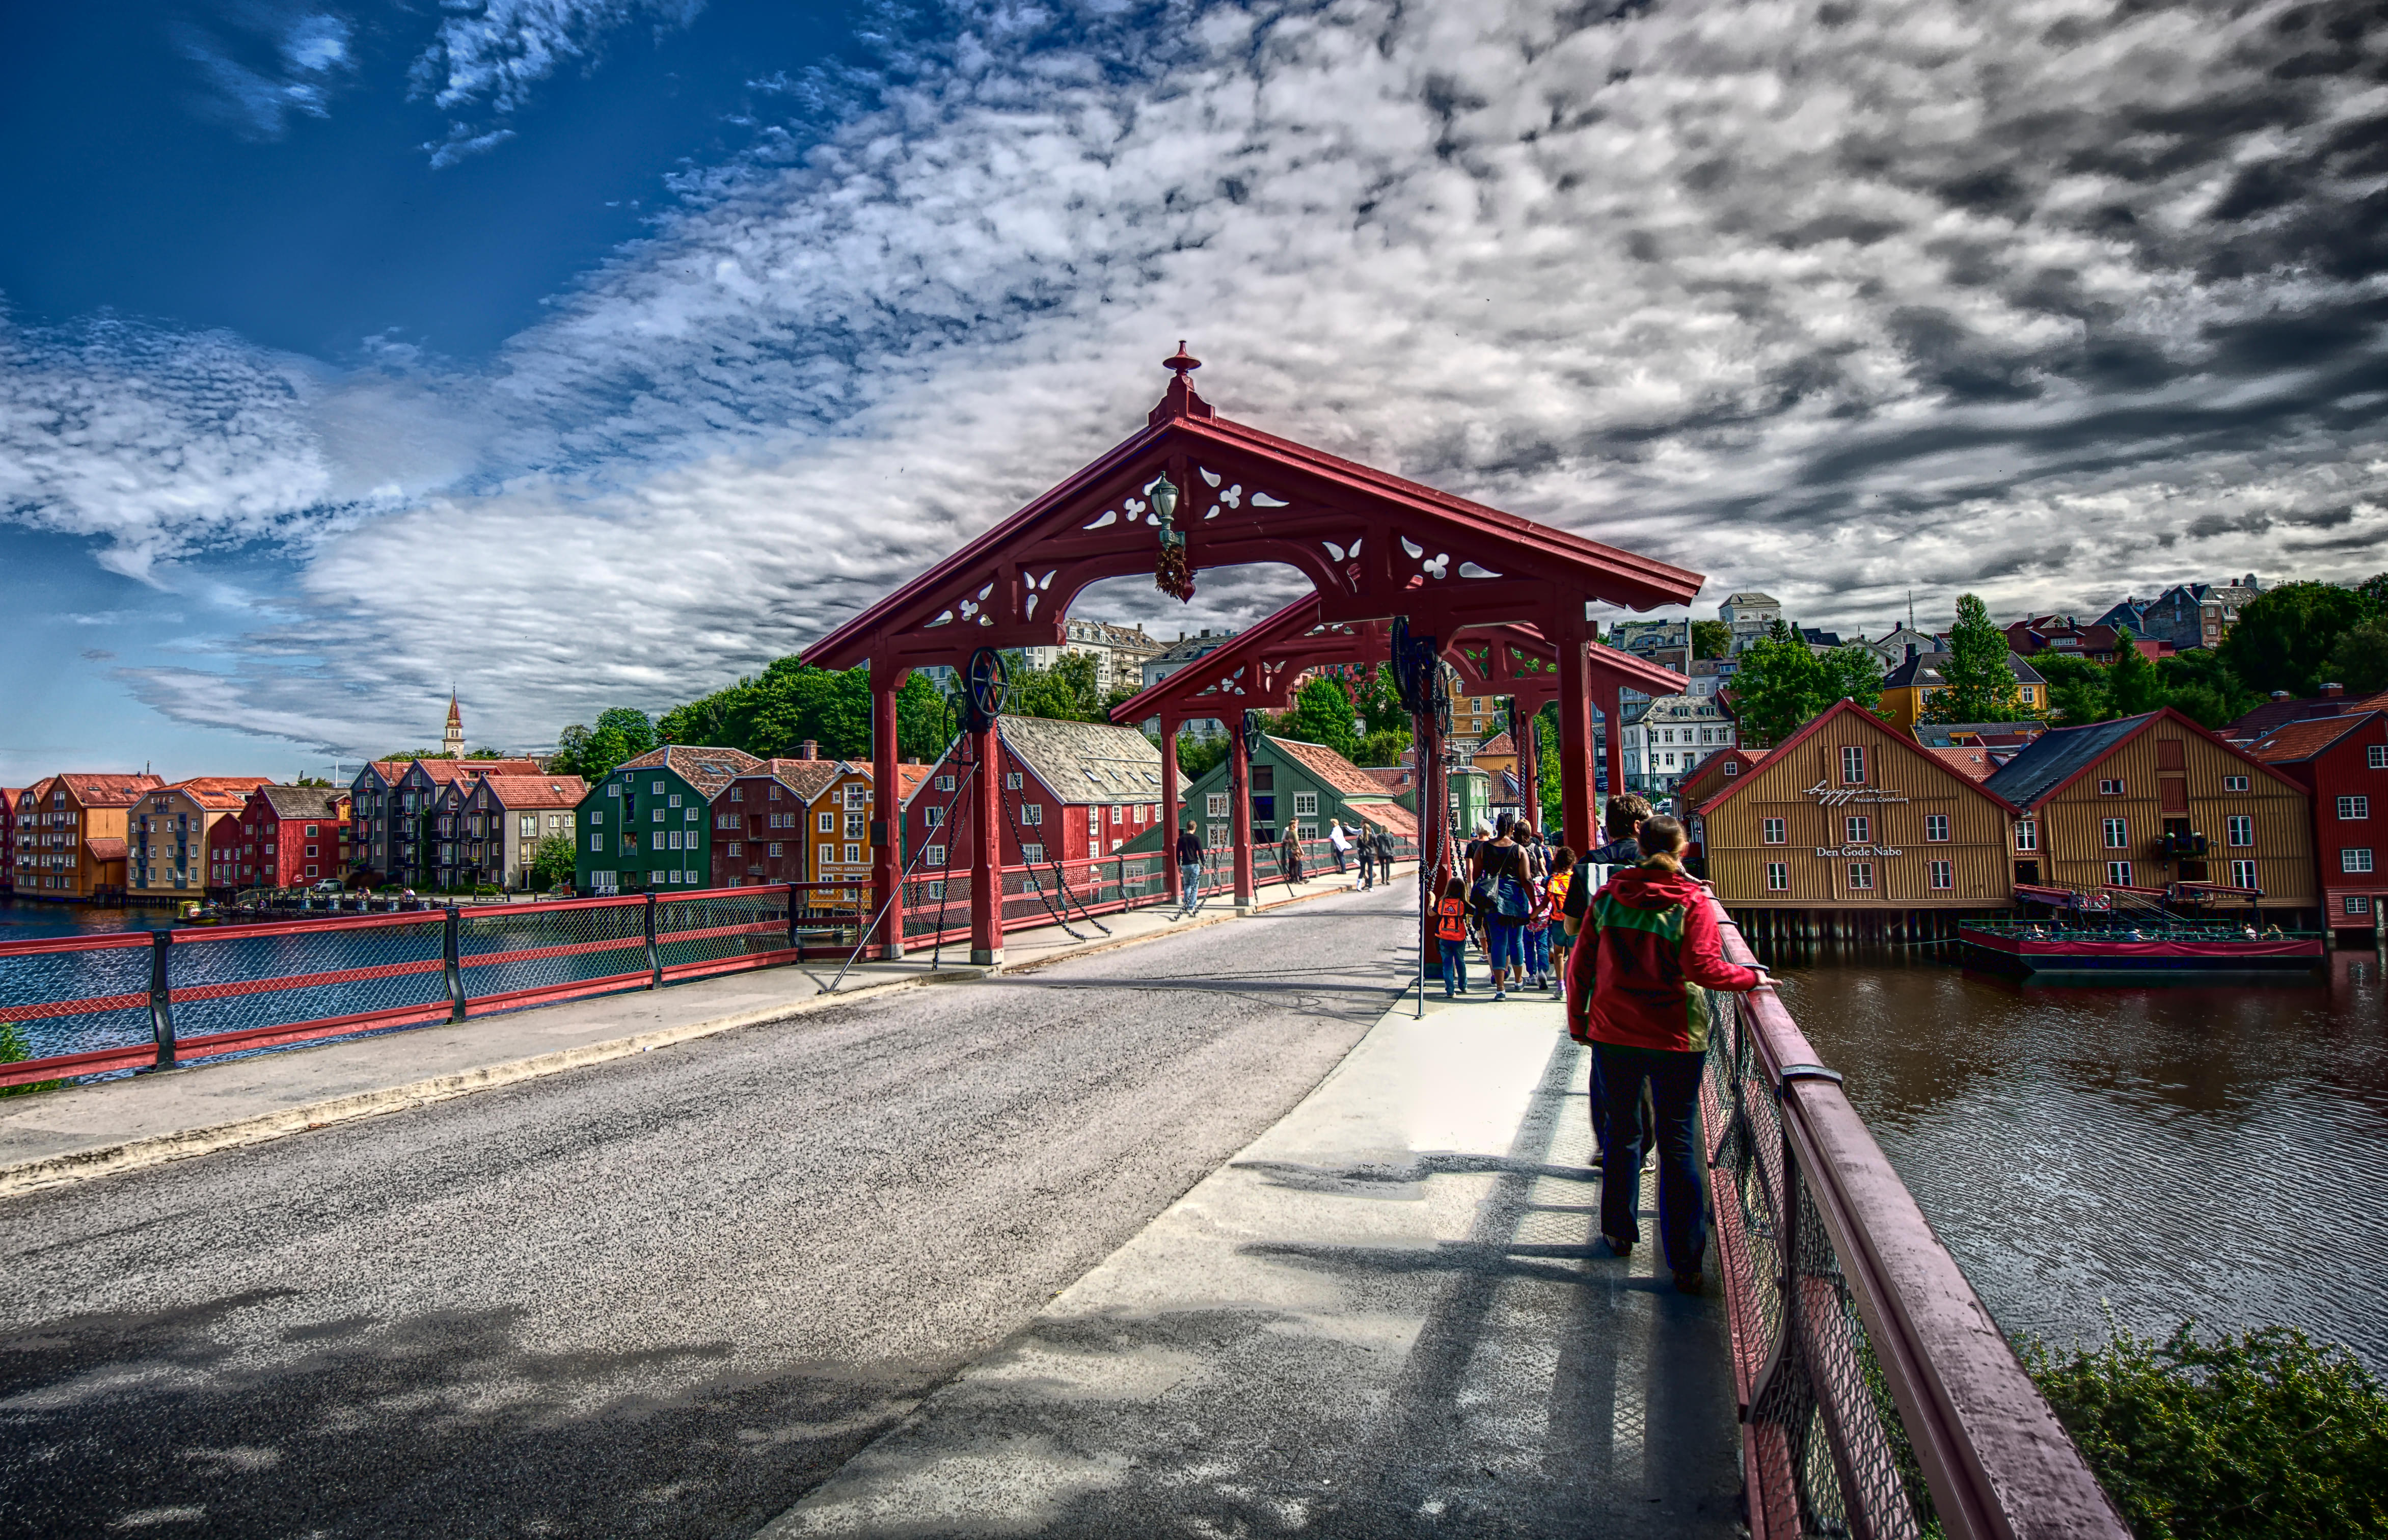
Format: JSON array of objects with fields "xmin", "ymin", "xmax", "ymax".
[
  {"xmin": 1125, "ymin": 735, "xmax": 1417, "ymax": 853},
  {"xmin": 574, "ymin": 745, "xmax": 762, "ymax": 895}
]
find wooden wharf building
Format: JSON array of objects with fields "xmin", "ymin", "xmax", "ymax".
[{"xmin": 1693, "ymin": 701, "xmax": 2018, "ymax": 940}]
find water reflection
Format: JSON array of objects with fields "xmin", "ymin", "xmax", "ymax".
[
  {"xmin": 0, "ymin": 897, "xmax": 173, "ymax": 941},
  {"xmin": 1766, "ymin": 944, "xmax": 2388, "ymax": 1371}
]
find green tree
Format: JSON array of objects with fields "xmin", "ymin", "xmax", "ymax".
[
  {"xmin": 1726, "ymin": 633, "xmax": 1826, "ymax": 747},
  {"xmin": 2156, "ymin": 649, "xmax": 2259, "ymax": 726},
  {"xmin": 1924, "ymin": 595, "xmax": 2026, "ymax": 723},
  {"xmin": 554, "ymin": 708, "xmax": 659, "ymax": 779},
  {"xmin": 1817, "ymin": 645, "xmax": 1885, "ymax": 713},
  {"xmin": 2326, "ymin": 618, "xmax": 2388, "ymax": 696},
  {"xmin": 529, "ymin": 833, "xmax": 579, "ymax": 889},
  {"xmin": 1003, "ymin": 651, "xmax": 1102, "ymax": 721},
  {"xmin": 2107, "ymin": 630, "xmax": 2167, "ymax": 716},
  {"xmin": 1279, "ymin": 676, "xmax": 1361, "ymax": 759},
  {"xmin": 2219, "ymin": 581, "xmax": 2379, "ymax": 697},
  {"xmin": 1354, "ymin": 727, "xmax": 1410, "ymax": 767},
  {"xmin": 2035, "ymin": 652, "xmax": 2112, "ymax": 725},
  {"xmin": 1691, "ymin": 620, "xmax": 1732, "ymax": 660},
  {"xmin": 1177, "ymin": 730, "xmax": 1230, "ymax": 779},
  {"xmin": 1355, "ymin": 666, "xmax": 1407, "ymax": 736}
]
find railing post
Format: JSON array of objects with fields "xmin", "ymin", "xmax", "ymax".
[
  {"xmin": 444, "ymin": 905, "xmax": 467, "ymax": 1022},
  {"xmin": 148, "ymin": 930, "xmax": 176, "ymax": 1071},
  {"xmin": 645, "ymin": 890, "xmax": 661, "ymax": 988},
  {"xmin": 788, "ymin": 879, "xmax": 802, "ymax": 959}
]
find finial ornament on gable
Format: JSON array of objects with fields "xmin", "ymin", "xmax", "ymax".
[{"xmin": 1149, "ymin": 339, "xmax": 1214, "ymax": 426}]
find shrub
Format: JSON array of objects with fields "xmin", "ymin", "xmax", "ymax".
[
  {"xmin": 0, "ymin": 1020, "xmax": 63, "ymax": 1097},
  {"xmin": 2025, "ymin": 1321, "xmax": 2388, "ymax": 1538}
]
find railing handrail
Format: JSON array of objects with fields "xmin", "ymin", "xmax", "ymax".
[{"xmin": 1710, "ymin": 896, "xmax": 2127, "ymax": 1540}]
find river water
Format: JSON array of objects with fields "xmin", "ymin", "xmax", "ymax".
[
  {"xmin": 1768, "ymin": 943, "xmax": 2388, "ymax": 1371},
  {"xmin": 0, "ymin": 896, "xmax": 174, "ymax": 942}
]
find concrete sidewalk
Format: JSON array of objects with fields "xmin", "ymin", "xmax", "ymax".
[
  {"xmin": 0, "ymin": 862, "xmax": 1411, "ymax": 1199},
  {"xmin": 761, "ymin": 995, "xmax": 1744, "ymax": 1539}
]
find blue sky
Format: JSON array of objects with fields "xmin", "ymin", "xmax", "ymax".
[{"xmin": 4, "ymin": 0, "xmax": 2385, "ymax": 781}]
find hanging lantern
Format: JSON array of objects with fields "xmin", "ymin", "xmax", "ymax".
[{"xmin": 1151, "ymin": 472, "xmax": 1196, "ymax": 602}]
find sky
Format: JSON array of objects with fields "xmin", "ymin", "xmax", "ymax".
[{"xmin": 3, "ymin": 0, "xmax": 2384, "ymax": 781}]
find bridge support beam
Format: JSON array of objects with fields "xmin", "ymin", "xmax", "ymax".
[
  {"xmin": 1230, "ymin": 713, "xmax": 1256, "ymax": 912},
  {"xmin": 1160, "ymin": 715, "xmax": 1182, "ymax": 902},
  {"xmin": 970, "ymin": 721, "xmax": 1003, "ymax": 966},
  {"xmin": 1555, "ymin": 603, "xmax": 1594, "ymax": 855},
  {"xmin": 872, "ymin": 664, "xmax": 905, "ymax": 960}
]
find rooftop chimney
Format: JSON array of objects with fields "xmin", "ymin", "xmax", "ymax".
[
  {"xmin": 2271, "ymin": 691, "xmax": 2291, "ymax": 701},
  {"xmin": 2322, "ymin": 682, "xmax": 2345, "ymax": 697},
  {"xmin": 800, "ymin": 740, "xmax": 818, "ymax": 760}
]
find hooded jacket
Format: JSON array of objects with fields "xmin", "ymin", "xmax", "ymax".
[{"xmin": 1565, "ymin": 857, "xmax": 1758, "ymax": 1053}]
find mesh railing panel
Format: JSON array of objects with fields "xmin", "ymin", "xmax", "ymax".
[
  {"xmin": 656, "ymin": 888, "xmax": 795, "ymax": 977},
  {"xmin": 0, "ymin": 937, "xmax": 154, "ymax": 1075},
  {"xmin": 458, "ymin": 900, "xmax": 647, "ymax": 1002},
  {"xmin": 1704, "ymin": 985, "xmax": 1932, "ymax": 1539},
  {"xmin": 171, "ymin": 918, "xmax": 448, "ymax": 1045}
]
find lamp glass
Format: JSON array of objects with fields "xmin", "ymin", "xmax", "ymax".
[{"xmin": 1150, "ymin": 474, "xmax": 1180, "ymax": 523}]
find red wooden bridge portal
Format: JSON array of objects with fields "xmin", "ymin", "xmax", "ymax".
[{"xmin": 803, "ymin": 347, "xmax": 1699, "ymax": 963}]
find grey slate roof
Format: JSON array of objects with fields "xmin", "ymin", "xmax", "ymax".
[
  {"xmin": 612, "ymin": 745, "xmax": 765, "ymax": 800},
  {"xmin": 1979, "ymin": 714, "xmax": 2153, "ymax": 809},
  {"xmin": 1882, "ymin": 650, "xmax": 2046, "ymax": 689},
  {"xmin": 998, "ymin": 715, "xmax": 1164, "ymax": 803},
  {"xmin": 259, "ymin": 786, "xmax": 346, "ymax": 820}
]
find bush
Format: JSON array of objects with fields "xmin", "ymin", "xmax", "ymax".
[
  {"xmin": 2025, "ymin": 1321, "xmax": 2388, "ymax": 1538},
  {"xmin": 0, "ymin": 1020, "xmax": 63, "ymax": 1097}
]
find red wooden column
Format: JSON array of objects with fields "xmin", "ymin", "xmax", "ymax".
[
  {"xmin": 1160, "ymin": 715, "xmax": 1182, "ymax": 902},
  {"xmin": 969, "ymin": 722, "xmax": 1003, "ymax": 965},
  {"xmin": 1513, "ymin": 698, "xmax": 1539, "ymax": 835},
  {"xmin": 1230, "ymin": 715, "xmax": 1256, "ymax": 911},
  {"xmin": 1419, "ymin": 692, "xmax": 1450, "ymax": 958},
  {"xmin": 1555, "ymin": 605, "xmax": 1595, "ymax": 854},
  {"xmin": 1594, "ymin": 679, "xmax": 1627, "ymax": 819},
  {"xmin": 871, "ymin": 664, "xmax": 905, "ymax": 959}
]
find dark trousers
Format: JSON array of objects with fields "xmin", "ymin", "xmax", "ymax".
[{"xmin": 1593, "ymin": 1042, "xmax": 1708, "ymax": 1273}]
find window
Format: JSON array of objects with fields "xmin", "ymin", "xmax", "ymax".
[
  {"xmin": 1724, "ymin": 762, "xmax": 1740, "ymax": 777},
  {"xmin": 652, "ymin": 808, "xmax": 665, "ymax": 824},
  {"xmin": 937, "ymin": 774, "xmax": 956, "ymax": 792},
  {"xmin": 924, "ymin": 806, "xmax": 944, "ymax": 828},
  {"xmin": 1846, "ymin": 861, "xmax": 1874, "ymax": 890},
  {"xmin": 1022, "ymin": 843, "xmax": 1044, "ymax": 864},
  {"xmin": 844, "ymin": 812, "xmax": 866, "ymax": 839},
  {"xmin": 1088, "ymin": 806, "xmax": 1101, "ymax": 836},
  {"xmin": 652, "ymin": 781, "xmax": 665, "ymax": 795},
  {"xmin": 717, "ymin": 814, "xmax": 740, "ymax": 830},
  {"xmin": 522, "ymin": 816, "xmax": 537, "ymax": 836},
  {"xmin": 305, "ymin": 824, "xmax": 318, "ymax": 836},
  {"xmin": 925, "ymin": 844, "xmax": 946, "ymax": 867},
  {"xmin": 2098, "ymin": 778, "xmax": 2125, "ymax": 795},
  {"xmin": 2227, "ymin": 816, "xmax": 2253, "ymax": 847},
  {"xmin": 819, "ymin": 811, "xmax": 834, "ymax": 832},
  {"xmin": 2232, "ymin": 859, "xmax": 2259, "ymax": 888},
  {"xmin": 652, "ymin": 832, "xmax": 667, "ymax": 851},
  {"xmin": 1206, "ymin": 792, "xmax": 1229, "ymax": 819},
  {"xmin": 2103, "ymin": 818, "xmax": 2128, "ymax": 849},
  {"xmin": 1841, "ymin": 745, "xmax": 1866, "ymax": 785},
  {"xmin": 1761, "ymin": 818, "xmax": 1786, "ymax": 845},
  {"xmin": 305, "ymin": 845, "xmax": 318, "ymax": 857},
  {"xmin": 1021, "ymin": 803, "xmax": 1044, "ymax": 826},
  {"xmin": 843, "ymin": 843, "xmax": 861, "ymax": 864},
  {"xmin": 821, "ymin": 844, "xmax": 835, "ymax": 868},
  {"xmin": 306, "ymin": 865, "xmax": 318, "ymax": 878},
  {"xmin": 1766, "ymin": 861, "xmax": 1788, "ymax": 891},
  {"xmin": 591, "ymin": 809, "xmax": 605, "ymax": 826},
  {"xmin": 1846, "ymin": 815, "xmax": 1871, "ymax": 844},
  {"xmin": 725, "ymin": 842, "xmax": 741, "ymax": 858},
  {"xmin": 730, "ymin": 786, "xmax": 744, "ymax": 802},
  {"xmin": 846, "ymin": 785, "xmax": 869, "ymax": 808},
  {"xmin": 2107, "ymin": 860, "xmax": 2134, "ymax": 887},
  {"xmin": 1929, "ymin": 859, "xmax": 1953, "ymax": 890},
  {"xmin": 2339, "ymin": 796, "xmax": 2372, "ymax": 820},
  {"xmin": 1005, "ymin": 773, "xmax": 1023, "ymax": 790},
  {"xmin": 924, "ymin": 880, "xmax": 946, "ymax": 901},
  {"xmin": 2015, "ymin": 821, "xmax": 2038, "ymax": 852},
  {"xmin": 2371, "ymin": 746, "xmax": 2387, "ymax": 770},
  {"xmin": 1924, "ymin": 814, "xmax": 1949, "ymax": 843},
  {"xmin": 768, "ymin": 842, "xmax": 784, "ymax": 858},
  {"xmin": 2345, "ymin": 848, "xmax": 2377, "ymax": 874},
  {"xmin": 2347, "ymin": 895, "xmax": 2373, "ymax": 916},
  {"xmin": 2223, "ymin": 774, "xmax": 2250, "ymax": 792},
  {"xmin": 609, "ymin": 784, "xmax": 621, "ymax": 798},
  {"xmin": 684, "ymin": 807, "xmax": 698, "ymax": 823}
]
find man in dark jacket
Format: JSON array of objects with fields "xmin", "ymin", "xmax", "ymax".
[{"xmin": 1175, "ymin": 823, "xmax": 1205, "ymax": 915}]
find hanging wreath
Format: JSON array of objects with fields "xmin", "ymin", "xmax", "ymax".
[{"xmin": 1150, "ymin": 471, "xmax": 1196, "ymax": 602}]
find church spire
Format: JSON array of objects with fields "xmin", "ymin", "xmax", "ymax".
[{"xmin": 444, "ymin": 688, "xmax": 464, "ymax": 757}]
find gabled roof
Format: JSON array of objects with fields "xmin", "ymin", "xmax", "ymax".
[
  {"xmin": 408, "ymin": 756, "xmax": 544, "ymax": 785},
  {"xmin": 897, "ymin": 763, "xmax": 935, "ymax": 802},
  {"xmin": 1697, "ymin": 699, "xmax": 2019, "ymax": 819},
  {"xmin": 163, "ymin": 776, "xmax": 275, "ymax": 809},
  {"xmin": 475, "ymin": 775, "xmax": 588, "ymax": 810},
  {"xmin": 2245, "ymin": 712, "xmax": 2379, "ymax": 765},
  {"xmin": 1883, "ymin": 650, "xmax": 2045, "ymax": 689},
  {"xmin": 612, "ymin": 745, "xmax": 766, "ymax": 799},
  {"xmin": 1722, "ymin": 591, "xmax": 1779, "ymax": 605},
  {"xmin": 59, "ymin": 773, "xmax": 165, "ymax": 807},
  {"xmin": 1354, "ymin": 800, "xmax": 1418, "ymax": 840},
  {"xmin": 1269, "ymin": 736, "xmax": 1398, "ymax": 801},
  {"xmin": 1978, "ymin": 716, "xmax": 2150, "ymax": 808},
  {"xmin": 2222, "ymin": 688, "xmax": 2388, "ymax": 743},
  {"xmin": 1476, "ymin": 731, "xmax": 1516, "ymax": 756},
  {"xmin": 738, "ymin": 759, "xmax": 844, "ymax": 804},
  {"xmin": 83, "ymin": 836, "xmax": 127, "ymax": 862},
  {"xmin": 258, "ymin": 786, "xmax": 348, "ymax": 820},
  {"xmin": 997, "ymin": 716, "xmax": 1163, "ymax": 803},
  {"xmin": 1928, "ymin": 747, "xmax": 2000, "ymax": 782}
]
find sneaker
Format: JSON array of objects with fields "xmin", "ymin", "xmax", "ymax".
[
  {"xmin": 1604, "ymin": 1234, "xmax": 1633, "ymax": 1257},
  {"xmin": 1492, "ymin": 990, "xmax": 1506, "ymax": 1002},
  {"xmin": 1673, "ymin": 1269, "xmax": 1706, "ymax": 1295}
]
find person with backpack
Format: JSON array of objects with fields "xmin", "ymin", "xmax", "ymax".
[
  {"xmin": 1544, "ymin": 846, "xmax": 1577, "ymax": 994},
  {"xmin": 1433, "ymin": 877, "xmax": 1472, "ymax": 997},
  {"xmin": 1523, "ymin": 861, "xmax": 1554, "ymax": 990},
  {"xmin": 1472, "ymin": 815, "xmax": 1532, "ymax": 1001},
  {"xmin": 1566, "ymin": 815, "xmax": 1768, "ymax": 1293}
]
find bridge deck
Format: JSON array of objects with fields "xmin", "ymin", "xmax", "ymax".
[{"xmin": 766, "ymin": 995, "xmax": 1742, "ymax": 1539}]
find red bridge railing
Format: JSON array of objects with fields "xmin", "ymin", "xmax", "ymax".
[
  {"xmin": 1701, "ymin": 899, "xmax": 2127, "ymax": 1540},
  {"xmin": 1, "ymin": 839, "xmax": 1420, "ymax": 1090}
]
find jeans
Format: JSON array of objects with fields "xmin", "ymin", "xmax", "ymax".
[
  {"xmin": 1526, "ymin": 926, "xmax": 1551, "ymax": 980},
  {"xmin": 1439, "ymin": 938, "xmax": 1469, "ymax": 994},
  {"xmin": 1332, "ymin": 845, "xmax": 1348, "ymax": 873},
  {"xmin": 1483, "ymin": 917, "xmax": 1523, "ymax": 975},
  {"xmin": 1178, "ymin": 862, "xmax": 1202, "ymax": 910},
  {"xmin": 1593, "ymin": 1041, "xmax": 1708, "ymax": 1273}
]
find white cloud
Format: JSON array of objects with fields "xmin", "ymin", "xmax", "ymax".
[
  {"xmin": 410, "ymin": 0, "xmax": 708, "ymax": 166},
  {"xmin": 19, "ymin": 0, "xmax": 2388, "ymax": 758},
  {"xmin": 177, "ymin": 8, "xmax": 355, "ymax": 139}
]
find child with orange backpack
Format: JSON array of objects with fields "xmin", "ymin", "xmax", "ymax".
[{"xmin": 1434, "ymin": 877, "xmax": 1472, "ymax": 998}]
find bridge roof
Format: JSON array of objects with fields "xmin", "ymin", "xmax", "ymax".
[{"xmin": 804, "ymin": 353, "xmax": 1703, "ymax": 674}]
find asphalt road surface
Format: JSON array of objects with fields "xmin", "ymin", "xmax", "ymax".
[{"xmin": 1, "ymin": 883, "xmax": 1424, "ymax": 1539}]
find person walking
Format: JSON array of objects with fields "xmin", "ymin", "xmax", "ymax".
[
  {"xmin": 1523, "ymin": 863, "xmax": 1554, "ymax": 989},
  {"xmin": 1567, "ymin": 815, "xmax": 1766, "ymax": 1293},
  {"xmin": 1566, "ymin": 794, "xmax": 1652, "ymax": 1164},
  {"xmin": 1434, "ymin": 877, "xmax": 1472, "ymax": 997},
  {"xmin": 1328, "ymin": 820, "xmax": 1350, "ymax": 876},
  {"xmin": 1175, "ymin": 822, "xmax": 1204, "ymax": 916},
  {"xmin": 1544, "ymin": 846, "xmax": 1576, "ymax": 993},
  {"xmin": 1278, "ymin": 824, "xmax": 1305, "ymax": 884},
  {"xmin": 1474, "ymin": 816, "xmax": 1532, "ymax": 1001},
  {"xmin": 1355, "ymin": 823, "xmax": 1376, "ymax": 889}
]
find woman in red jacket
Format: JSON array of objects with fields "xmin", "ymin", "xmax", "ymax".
[{"xmin": 1565, "ymin": 815, "xmax": 1766, "ymax": 1292}]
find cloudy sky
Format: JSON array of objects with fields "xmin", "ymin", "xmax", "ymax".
[{"xmin": 4, "ymin": 0, "xmax": 2384, "ymax": 779}]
